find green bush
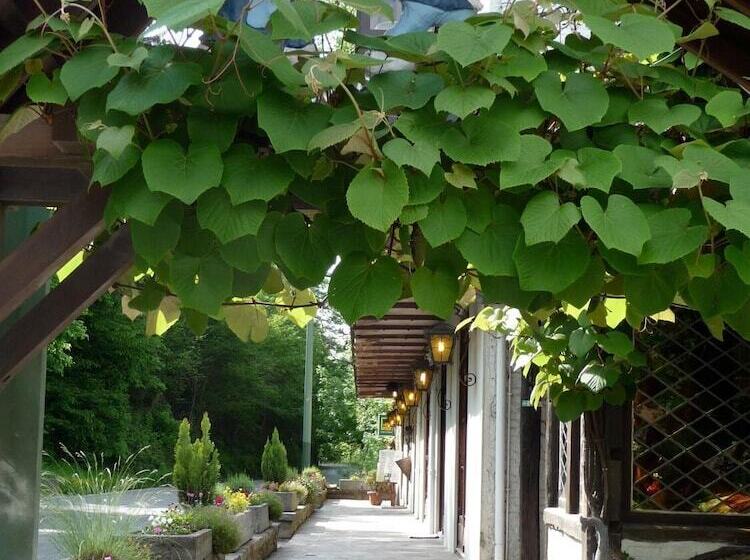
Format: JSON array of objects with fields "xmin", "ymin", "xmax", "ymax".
[
  {"xmin": 72, "ymin": 538, "xmax": 152, "ymax": 560},
  {"xmin": 173, "ymin": 413, "xmax": 221, "ymax": 505},
  {"xmin": 225, "ymin": 473, "xmax": 254, "ymax": 493},
  {"xmin": 279, "ymin": 480, "xmax": 308, "ymax": 505},
  {"xmin": 260, "ymin": 428, "xmax": 288, "ymax": 484},
  {"xmin": 249, "ymin": 491, "xmax": 283, "ymax": 521},
  {"xmin": 189, "ymin": 506, "xmax": 240, "ymax": 554},
  {"xmin": 285, "ymin": 466, "xmax": 299, "ymax": 481}
]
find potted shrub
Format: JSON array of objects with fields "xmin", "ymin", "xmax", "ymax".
[
  {"xmin": 215, "ymin": 487, "xmax": 254, "ymax": 545},
  {"xmin": 249, "ymin": 491, "xmax": 282, "ymax": 525},
  {"xmin": 173, "ymin": 413, "xmax": 221, "ymax": 506},
  {"xmin": 261, "ymin": 428, "xmax": 299, "ymax": 511},
  {"xmin": 365, "ymin": 471, "xmax": 381, "ymax": 506}
]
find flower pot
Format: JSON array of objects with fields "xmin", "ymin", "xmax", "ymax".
[
  {"xmin": 367, "ymin": 490, "xmax": 382, "ymax": 506},
  {"xmin": 233, "ymin": 511, "xmax": 254, "ymax": 546}
]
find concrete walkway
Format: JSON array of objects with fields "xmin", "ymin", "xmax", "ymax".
[{"xmin": 273, "ymin": 499, "xmax": 456, "ymax": 560}]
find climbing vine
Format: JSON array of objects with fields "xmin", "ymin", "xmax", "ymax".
[{"xmin": 4, "ymin": 0, "xmax": 750, "ymax": 420}]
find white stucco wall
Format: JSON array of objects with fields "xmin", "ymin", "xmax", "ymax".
[
  {"xmin": 546, "ymin": 527, "xmax": 582, "ymax": 560},
  {"xmin": 463, "ymin": 331, "xmax": 485, "ymax": 560},
  {"xmin": 442, "ymin": 349, "xmax": 460, "ymax": 554}
]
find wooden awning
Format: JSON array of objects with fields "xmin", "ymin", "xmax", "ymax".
[{"xmin": 352, "ymin": 300, "xmax": 443, "ymax": 397}]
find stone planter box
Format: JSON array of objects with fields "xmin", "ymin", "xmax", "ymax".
[
  {"xmin": 313, "ymin": 491, "xmax": 326, "ymax": 509},
  {"xmin": 213, "ymin": 525, "xmax": 278, "ymax": 560},
  {"xmin": 234, "ymin": 511, "xmax": 254, "ymax": 546},
  {"xmin": 338, "ymin": 479, "xmax": 366, "ymax": 493},
  {"xmin": 273, "ymin": 491, "xmax": 298, "ymax": 512},
  {"xmin": 248, "ymin": 503, "xmax": 270, "ymax": 533},
  {"xmin": 277, "ymin": 504, "xmax": 315, "ymax": 540},
  {"xmin": 136, "ymin": 528, "xmax": 212, "ymax": 560}
]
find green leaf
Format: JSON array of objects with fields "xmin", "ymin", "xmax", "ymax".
[
  {"xmin": 513, "ymin": 231, "xmax": 591, "ymax": 293},
  {"xmin": 26, "ymin": 70, "xmax": 68, "ymax": 105},
  {"xmin": 107, "ymin": 60, "xmax": 201, "ymax": 115},
  {"xmin": 682, "ymin": 144, "xmax": 742, "ymax": 184},
  {"xmin": 569, "ymin": 327, "xmax": 596, "ymax": 357},
  {"xmin": 383, "ymin": 138, "xmax": 439, "ymax": 176},
  {"xmin": 236, "ymin": 27, "xmax": 306, "ymax": 87},
  {"xmin": 347, "ymin": 160, "xmax": 409, "ymax": 232},
  {"xmin": 441, "ymin": 111, "xmax": 521, "ymax": 165},
  {"xmin": 703, "ymin": 198, "xmax": 750, "ymax": 237},
  {"xmin": 463, "ymin": 187, "xmax": 494, "ymax": 233},
  {"xmin": 220, "ymin": 235, "xmax": 263, "ymax": 273},
  {"xmin": 61, "ymin": 47, "xmax": 119, "ymax": 101},
  {"xmin": 411, "ymin": 266, "xmax": 459, "ymax": 319},
  {"xmin": 0, "ymin": 34, "xmax": 53, "ymax": 75},
  {"xmin": 436, "ymin": 21, "xmax": 512, "ymax": 67},
  {"xmin": 613, "ymin": 145, "xmax": 672, "ymax": 189},
  {"xmin": 455, "ymin": 204, "xmax": 521, "ymax": 276},
  {"xmin": 107, "ymin": 47, "xmax": 149, "ymax": 71},
  {"xmin": 557, "ymin": 147, "xmax": 621, "ymax": 192},
  {"xmin": 308, "ymin": 120, "xmax": 361, "ymax": 152},
  {"xmin": 521, "ymin": 191, "xmax": 581, "ymax": 245},
  {"xmin": 92, "ymin": 144, "xmax": 140, "ymax": 186},
  {"xmin": 489, "ymin": 43, "xmax": 547, "ymax": 81},
  {"xmin": 273, "ymin": 0, "xmax": 312, "ymax": 39},
  {"xmin": 725, "ymin": 241, "xmax": 750, "ymax": 285},
  {"xmin": 500, "ymin": 135, "xmax": 563, "ymax": 189},
  {"xmin": 554, "ymin": 390, "xmax": 586, "ymax": 422},
  {"xmin": 143, "ymin": 140, "xmax": 224, "ymax": 204},
  {"xmin": 581, "ymin": 195, "xmax": 650, "ymax": 256},
  {"xmin": 585, "ymin": 13, "xmax": 676, "ymax": 59},
  {"xmin": 131, "ymin": 203, "xmax": 183, "ymax": 266},
  {"xmin": 96, "ymin": 125, "xmax": 135, "ymax": 160},
  {"xmin": 628, "ymin": 97, "xmax": 701, "ymax": 133},
  {"xmin": 222, "ymin": 145, "xmax": 295, "ymax": 204},
  {"xmin": 224, "ymin": 305, "xmax": 269, "ymax": 343},
  {"xmin": 716, "ymin": 6, "xmax": 750, "ymax": 31},
  {"xmin": 368, "ymin": 70, "xmax": 444, "ymax": 110},
  {"xmin": 623, "ymin": 264, "xmax": 681, "ymax": 315},
  {"xmin": 434, "ymin": 85, "xmax": 495, "ymax": 119},
  {"xmin": 638, "ymin": 208, "xmax": 708, "ymax": 264},
  {"xmin": 488, "ymin": 95, "xmax": 546, "ymax": 132},
  {"xmin": 395, "ymin": 107, "xmax": 445, "ymax": 148},
  {"xmin": 479, "ymin": 275, "xmax": 538, "ymax": 309},
  {"xmin": 533, "ymin": 71, "xmax": 609, "ymax": 131},
  {"xmin": 169, "ymin": 253, "xmax": 233, "ymax": 316},
  {"xmin": 678, "ymin": 21, "xmax": 719, "ymax": 43},
  {"xmin": 418, "ymin": 190, "xmax": 467, "ymax": 247},
  {"xmin": 688, "ymin": 266, "xmax": 750, "ymax": 317},
  {"xmin": 338, "ymin": 0, "xmax": 393, "ymax": 19},
  {"xmin": 144, "ymin": 0, "xmax": 225, "ymax": 30},
  {"xmin": 557, "ymin": 255, "xmax": 606, "ymax": 307},
  {"xmin": 275, "ymin": 213, "xmax": 332, "ymax": 287},
  {"xmin": 257, "ymin": 91, "xmax": 332, "ymax": 153},
  {"xmin": 706, "ymin": 91, "xmax": 750, "ymax": 128},
  {"xmin": 408, "ymin": 166, "xmax": 445, "ymax": 205},
  {"xmin": 329, "ymin": 254, "xmax": 403, "ymax": 323},
  {"xmin": 107, "ymin": 168, "xmax": 171, "ymax": 226},
  {"xmin": 596, "ymin": 331, "xmax": 633, "ymax": 358},
  {"xmin": 444, "ymin": 163, "xmax": 476, "ymax": 189},
  {"xmin": 196, "ymin": 188, "xmax": 266, "ymax": 244},
  {"xmin": 188, "ymin": 109, "xmax": 239, "ymax": 153},
  {"xmin": 577, "ymin": 363, "xmax": 618, "ymax": 393}
]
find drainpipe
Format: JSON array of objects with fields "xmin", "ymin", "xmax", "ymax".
[{"xmin": 493, "ymin": 336, "xmax": 507, "ymax": 560}]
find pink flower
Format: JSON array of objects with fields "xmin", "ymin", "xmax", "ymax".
[
  {"xmin": 214, "ymin": 496, "xmax": 224, "ymax": 506},
  {"xmin": 153, "ymin": 526, "xmax": 163, "ymax": 535}
]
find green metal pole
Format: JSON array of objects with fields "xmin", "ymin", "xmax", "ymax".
[
  {"xmin": 302, "ymin": 320, "xmax": 314, "ymax": 468},
  {"xmin": 0, "ymin": 205, "xmax": 50, "ymax": 560}
]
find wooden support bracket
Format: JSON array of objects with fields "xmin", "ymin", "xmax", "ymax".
[
  {"xmin": 0, "ymin": 226, "xmax": 133, "ymax": 389},
  {"xmin": 0, "ymin": 185, "xmax": 108, "ymax": 324}
]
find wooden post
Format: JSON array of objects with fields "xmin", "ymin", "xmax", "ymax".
[
  {"xmin": 545, "ymin": 400, "xmax": 560, "ymax": 508},
  {"xmin": 520, "ymin": 373, "xmax": 541, "ymax": 560},
  {"xmin": 565, "ymin": 419, "xmax": 580, "ymax": 515}
]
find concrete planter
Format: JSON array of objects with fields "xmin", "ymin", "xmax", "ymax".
[
  {"xmin": 212, "ymin": 526, "xmax": 278, "ymax": 560},
  {"xmin": 234, "ymin": 511, "xmax": 254, "ymax": 546},
  {"xmin": 338, "ymin": 479, "xmax": 366, "ymax": 493},
  {"xmin": 248, "ymin": 503, "xmax": 270, "ymax": 533},
  {"xmin": 273, "ymin": 491, "xmax": 298, "ymax": 512},
  {"xmin": 136, "ymin": 528, "xmax": 212, "ymax": 560},
  {"xmin": 277, "ymin": 504, "xmax": 314, "ymax": 540}
]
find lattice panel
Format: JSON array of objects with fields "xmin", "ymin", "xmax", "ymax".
[
  {"xmin": 558, "ymin": 421, "xmax": 569, "ymax": 503},
  {"xmin": 632, "ymin": 312, "xmax": 750, "ymax": 514}
]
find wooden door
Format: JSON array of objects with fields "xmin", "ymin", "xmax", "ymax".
[{"xmin": 456, "ymin": 332, "xmax": 469, "ymax": 552}]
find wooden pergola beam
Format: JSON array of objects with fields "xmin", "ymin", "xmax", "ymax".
[
  {"xmin": 0, "ymin": 226, "xmax": 133, "ymax": 389},
  {"xmin": 0, "ymin": 186, "xmax": 108, "ymax": 323},
  {"xmin": 0, "ymin": 166, "xmax": 88, "ymax": 205}
]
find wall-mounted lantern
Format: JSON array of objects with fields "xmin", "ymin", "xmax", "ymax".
[
  {"xmin": 414, "ymin": 364, "xmax": 433, "ymax": 392},
  {"xmin": 429, "ymin": 322, "xmax": 455, "ymax": 364},
  {"xmin": 405, "ymin": 387, "xmax": 420, "ymax": 407}
]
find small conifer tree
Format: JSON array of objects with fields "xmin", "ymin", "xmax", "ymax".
[
  {"xmin": 172, "ymin": 412, "xmax": 221, "ymax": 504},
  {"xmin": 261, "ymin": 428, "xmax": 289, "ymax": 484}
]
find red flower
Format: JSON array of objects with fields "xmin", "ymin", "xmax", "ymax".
[{"xmin": 214, "ymin": 495, "xmax": 224, "ymax": 506}]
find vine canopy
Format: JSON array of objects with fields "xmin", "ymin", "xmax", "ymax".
[{"xmin": 4, "ymin": 0, "xmax": 750, "ymax": 419}]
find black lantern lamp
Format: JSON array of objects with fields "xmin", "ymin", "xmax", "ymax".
[
  {"xmin": 414, "ymin": 363, "xmax": 433, "ymax": 392},
  {"xmin": 429, "ymin": 322, "xmax": 455, "ymax": 364},
  {"xmin": 404, "ymin": 386, "xmax": 419, "ymax": 407}
]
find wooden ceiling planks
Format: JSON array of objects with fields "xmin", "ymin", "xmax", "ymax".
[{"xmin": 352, "ymin": 299, "xmax": 441, "ymax": 398}]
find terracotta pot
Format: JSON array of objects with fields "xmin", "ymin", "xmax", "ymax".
[{"xmin": 367, "ymin": 490, "xmax": 382, "ymax": 506}]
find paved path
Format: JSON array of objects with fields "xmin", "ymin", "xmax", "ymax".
[{"xmin": 273, "ymin": 499, "xmax": 455, "ymax": 560}]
